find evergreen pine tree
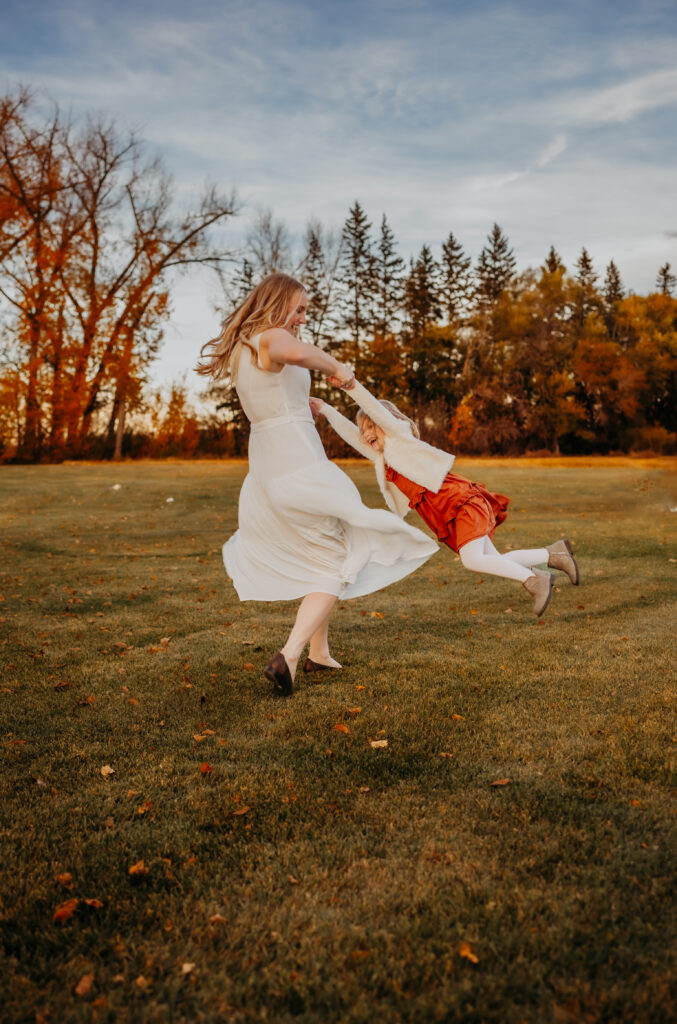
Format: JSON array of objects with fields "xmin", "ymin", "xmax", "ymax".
[
  {"xmin": 403, "ymin": 245, "xmax": 441, "ymax": 335},
  {"xmin": 373, "ymin": 214, "xmax": 404, "ymax": 336},
  {"xmin": 476, "ymin": 223, "xmax": 516, "ymax": 303},
  {"xmin": 604, "ymin": 260, "xmax": 624, "ymax": 305},
  {"xmin": 440, "ymin": 231, "xmax": 472, "ymax": 322},
  {"xmin": 300, "ymin": 220, "xmax": 338, "ymax": 347},
  {"xmin": 337, "ymin": 201, "xmax": 376, "ymax": 367},
  {"xmin": 573, "ymin": 247, "xmax": 599, "ymax": 325},
  {"xmin": 543, "ymin": 245, "xmax": 564, "ymax": 274},
  {"xmin": 656, "ymin": 262, "xmax": 677, "ymax": 296}
]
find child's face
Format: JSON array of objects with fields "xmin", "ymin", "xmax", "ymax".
[
  {"xmin": 360, "ymin": 417, "xmax": 386, "ymax": 453},
  {"xmin": 286, "ymin": 290, "xmax": 308, "ymax": 334}
]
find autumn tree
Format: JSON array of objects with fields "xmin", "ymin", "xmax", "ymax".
[
  {"xmin": 440, "ymin": 231, "xmax": 472, "ymax": 323},
  {"xmin": 476, "ymin": 223, "xmax": 516, "ymax": 305}
]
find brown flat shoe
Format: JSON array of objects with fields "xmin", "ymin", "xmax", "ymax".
[
  {"xmin": 264, "ymin": 652, "xmax": 294, "ymax": 697},
  {"xmin": 302, "ymin": 658, "xmax": 343, "ymax": 673}
]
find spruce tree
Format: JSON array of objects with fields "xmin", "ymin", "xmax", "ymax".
[
  {"xmin": 403, "ymin": 245, "xmax": 441, "ymax": 335},
  {"xmin": 543, "ymin": 245, "xmax": 564, "ymax": 274},
  {"xmin": 440, "ymin": 231, "xmax": 472, "ymax": 323},
  {"xmin": 300, "ymin": 220, "xmax": 336, "ymax": 347},
  {"xmin": 373, "ymin": 214, "xmax": 404, "ymax": 337},
  {"xmin": 604, "ymin": 260, "xmax": 624, "ymax": 305},
  {"xmin": 477, "ymin": 223, "xmax": 516, "ymax": 304},
  {"xmin": 573, "ymin": 247, "xmax": 599, "ymax": 325},
  {"xmin": 337, "ymin": 201, "xmax": 376, "ymax": 367},
  {"xmin": 656, "ymin": 262, "xmax": 677, "ymax": 296}
]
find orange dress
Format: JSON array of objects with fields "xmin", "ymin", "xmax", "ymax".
[{"xmin": 385, "ymin": 468, "xmax": 510, "ymax": 553}]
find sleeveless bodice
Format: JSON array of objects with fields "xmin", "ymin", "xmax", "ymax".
[{"xmin": 233, "ymin": 333, "xmax": 326, "ymax": 480}]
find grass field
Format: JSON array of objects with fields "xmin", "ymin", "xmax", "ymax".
[{"xmin": 1, "ymin": 457, "xmax": 676, "ymax": 1024}]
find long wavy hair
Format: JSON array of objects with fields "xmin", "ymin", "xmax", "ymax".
[{"xmin": 196, "ymin": 273, "xmax": 305, "ymax": 381}]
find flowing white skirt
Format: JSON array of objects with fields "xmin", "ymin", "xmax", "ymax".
[{"xmin": 223, "ymin": 417, "xmax": 437, "ymax": 601}]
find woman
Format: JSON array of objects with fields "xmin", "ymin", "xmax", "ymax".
[{"xmin": 197, "ymin": 273, "xmax": 438, "ymax": 696}]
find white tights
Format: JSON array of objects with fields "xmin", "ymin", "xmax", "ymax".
[{"xmin": 458, "ymin": 535, "xmax": 548, "ymax": 583}]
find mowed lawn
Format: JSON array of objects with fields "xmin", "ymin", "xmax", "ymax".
[{"xmin": 1, "ymin": 458, "xmax": 676, "ymax": 1024}]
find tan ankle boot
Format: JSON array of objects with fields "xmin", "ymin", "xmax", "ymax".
[
  {"xmin": 523, "ymin": 570, "xmax": 555, "ymax": 616},
  {"xmin": 547, "ymin": 539, "xmax": 579, "ymax": 585}
]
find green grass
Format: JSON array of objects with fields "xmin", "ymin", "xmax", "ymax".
[{"xmin": 1, "ymin": 458, "xmax": 676, "ymax": 1024}]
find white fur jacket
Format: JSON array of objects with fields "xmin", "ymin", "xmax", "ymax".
[{"xmin": 320, "ymin": 381, "xmax": 454, "ymax": 518}]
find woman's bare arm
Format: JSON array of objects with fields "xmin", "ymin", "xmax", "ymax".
[{"xmin": 259, "ymin": 328, "xmax": 352, "ymax": 383}]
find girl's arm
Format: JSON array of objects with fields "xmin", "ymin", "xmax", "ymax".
[
  {"xmin": 260, "ymin": 328, "xmax": 353, "ymax": 384},
  {"xmin": 311, "ymin": 398, "xmax": 377, "ymax": 463}
]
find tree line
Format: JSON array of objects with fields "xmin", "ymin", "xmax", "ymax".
[{"xmin": 2, "ymin": 87, "xmax": 676, "ymax": 461}]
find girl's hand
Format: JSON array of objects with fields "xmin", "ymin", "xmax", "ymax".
[
  {"xmin": 327, "ymin": 363, "xmax": 355, "ymax": 390},
  {"xmin": 309, "ymin": 397, "xmax": 325, "ymax": 418}
]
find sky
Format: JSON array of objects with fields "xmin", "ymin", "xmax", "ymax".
[{"xmin": 2, "ymin": 0, "xmax": 677, "ymax": 389}]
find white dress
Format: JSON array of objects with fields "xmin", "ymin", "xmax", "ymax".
[{"xmin": 223, "ymin": 334, "xmax": 438, "ymax": 601}]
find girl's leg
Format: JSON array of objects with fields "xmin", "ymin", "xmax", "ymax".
[
  {"xmin": 280, "ymin": 592, "xmax": 338, "ymax": 679},
  {"xmin": 459, "ymin": 535, "xmax": 532, "ymax": 582},
  {"xmin": 501, "ymin": 546, "xmax": 549, "ymax": 568},
  {"xmin": 459, "ymin": 536, "xmax": 554, "ymax": 615},
  {"xmin": 308, "ymin": 608, "xmax": 342, "ymax": 668}
]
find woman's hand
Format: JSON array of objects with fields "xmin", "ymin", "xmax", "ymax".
[
  {"xmin": 309, "ymin": 397, "xmax": 325, "ymax": 418},
  {"xmin": 327, "ymin": 362, "xmax": 355, "ymax": 390}
]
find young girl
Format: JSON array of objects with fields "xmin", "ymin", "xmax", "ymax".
[{"xmin": 310, "ymin": 382, "xmax": 579, "ymax": 616}]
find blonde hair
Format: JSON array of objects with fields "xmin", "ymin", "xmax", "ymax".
[
  {"xmin": 357, "ymin": 400, "xmax": 420, "ymax": 439},
  {"xmin": 196, "ymin": 272, "xmax": 305, "ymax": 380}
]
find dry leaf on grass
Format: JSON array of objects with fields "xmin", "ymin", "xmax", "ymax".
[
  {"xmin": 451, "ymin": 713, "xmax": 465, "ymax": 721},
  {"xmin": 84, "ymin": 898, "xmax": 103, "ymax": 909},
  {"xmin": 209, "ymin": 914, "xmax": 227, "ymax": 924},
  {"xmin": 346, "ymin": 707, "xmax": 362, "ymax": 715},
  {"xmin": 128, "ymin": 860, "xmax": 148, "ymax": 877},
  {"xmin": 439, "ymin": 752, "xmax": 453, "ymax": 758},
  {"xmin": 53, "ymin": 898, "xmax": 79, "ymax": 923},
  {"xmin": 56, "ymin": 872, "xmax": 73, "ymax": 887},
  {"xmin": 459, "ymin": 941, "xmax": 479, "ymax": 963},
  {"xmin": 490, "ymin": 778, "xmax": 510, "ymax": 787},
  {"xmin": 193, "ymin": 734, "xmax": 206, "ymax": 742},
  {"xmin": 370, "ymin": 739, "xmax": 388, "ymax": 749},
  {"xmin": 231, "ymin": 806, "xmax": 249, "ymax": 816},
  {"xmin": 180, "ymin": 963, "xmax": 195, "ymax": 975},
  {"xmin": 74, "ymin": 972, "xmax": 94, "ymax": 997},
  {"xmin": 135, "ymin": 975, "xmax": 149, "ymax": 989},
  {"xmin": 334, "ymin": 723, "xmax": 350, "ymax": 735},
  {"xmin": 288, "ymin": 875, "xmax": 299, "ymax": 885},
  {"xmin": 200, "ymin": 762, "xmax": 212, "ymax": 774},
  {"xmin": 100, "ymin": 765, "xmax": 115, "ymax": 778},
  {"xmin": 370, "ymin": 611, "xmax": 384, "ymax": 618},
  {"xmin": 243, "ymin": 662, "xmax": 255, "ymax": 670}
]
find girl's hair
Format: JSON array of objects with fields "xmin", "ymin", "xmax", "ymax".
[
  {"xmin": 357, "ymin": 400, "xmax": 420, "ymax": 439},
  {"xmin": 196, "ymin": 272, "xmax": 305, "ymax": 380}
]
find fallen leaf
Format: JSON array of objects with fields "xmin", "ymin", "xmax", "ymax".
[
  {"xmin": 358, "ymin": 786, "xmax": 370, "ymax": 793},
  {"xmin": 490, "ymin": 778, "xmax": 510, "ymax": 787},
  {"xmin": 160, "ymin": 637, "xmax": 171, "ymax": 645},
  {"xmin": 209, "ymin": 913, "xmax": 227, "ymax": 924},
  {"xmin": 356, "ymin": 685, "xmax": 365, "ymax": 691},
  {"xmin": 100, "ymin": 765, "xmax": 115, "ymax": 778},
  {"xmin": 288, "ymin": 875, "xmax": 299, "ymax": 885},
  {"xmin": 231, "ymin": 806, "xmax": 250, "ymax": 816},
  {"xmin": 459, "ymin": 941, "xmax": 479, "ymax": 963},
  {"xmin": 370, "ymin": 739, "xmax": 388, "ymax": 749},
  {"xmin": 350, "ymin": 949, "xmax": 370, "ymax": 961},
  {"xmin": 126, "ymin": 789, "xmax": 139, "ymax": 798},
  {"xmin": 128, "ymin": 698, "xmax": 139, "ymax": 706},
  {"xmin": 193, "ymin": 734, "xmax": 206, "ymax": 742},
  {"xmin": 56, "ymin": 872, "xmax": 73, "ymax": 887},
  {"xmin": 200, "ymin": 762, "xmax": 213, "ymax": 774},
  {"xmin": 135, "ymin": 975, "xmax": 148, "ymax": 989},
  {"xmin": 451, "ymin": 713, "xmax": 465, "ymax": 721},
  {"xmin": 74, "ymin": 972, "xmax": 94, "ymax": 997},
  {"xmin": 202, "ymin": 729, "xmax": 215, "ymax": 735},
  {"xmin": 84, "ymin": 898, "xmax": 103, "ymax": 909},
  {"xmin": 346, "ymin": 707, "xmax": 362, "ymax": 715},
  {"xmin": 243, "ymin": 662, "xmax": 255, "ymax": 670},
  {"xmin": 91, "ymin": 997, "xmax": 106, "ymax": 1009},
  {"xmin": 128, "ymin": 860, "xmax": 148, "ymax": 877},
  {"xmin": 370, "ymin": 611, "xmax": 384, "ymax": 618},
  {"xmin": 53, "ymin": 898, "xmax": 79, "ymax": 922},
  {"xmin": 439, "ymin": 752, "xmax": 453, "ymax": 758},
  {"xmin": 334, "ymin": 723, "xmax": 350, "ymax": 735},
  {"xmin": 181, "ymin": 963, "xmax": 195, "ymax": 975}
]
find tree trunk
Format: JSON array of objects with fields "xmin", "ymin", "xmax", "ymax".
[{"xmin": 113, "ymin": 391, "xmax": 126, "ymax": 460}]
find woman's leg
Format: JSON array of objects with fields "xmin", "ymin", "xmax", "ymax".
[
  {"xmin": 308, "ymin": 607, "xmax": 342, "ymax": 668},
  {"xmin": 459, "ymin": 535, "xmax": 532, "ymax": 582},
  {"xmin": 280, "ymin": 592, "xmax": 338, "ymax": 678}
]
